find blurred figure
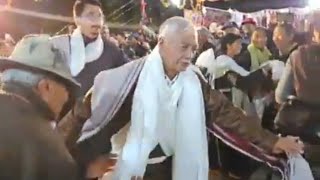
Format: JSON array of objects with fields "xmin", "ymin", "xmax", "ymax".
[
  {"xmin": 238, "ymin": 27, "xmax": 272, "ymax": 71},
  {"xmin": 241, "ymin": 18, "xmax": 257, "ymax": 45},
  {"xmin": 115, "ymin": 32, "xmax": 127, "ymax": 49},
  {"xmin": 102, "ymin": 25, "xmax": 110, "ymax": 39},
  {"xmin": 68, "ymin": 24, "xmax": 76, "ymax": 34},
  {"xmin": 238, "ymin": 27, "xmax": 275, "ymax": 131},
  {"xmin": 197, "ymin": 27, "xmax": 215, "ymax": 52},
  {"xmin": 193, "ymin": 27, "xmax": 216, "ymax": 64},
  {"xmin": 102, "ymin": 24, "xmax": 119, "ymax": 47},
  {"xmin": 127, "ymin": 33, "xmax": 149, "ymax": 58},
  {"xmin": 0, "ymin": 33, "xmax": 15, "ymax": 57},
  {"xmin": 222, "ymin": 22, "xmax": 241, "ymax": 36},
  {"xmin": 275, "ymin": 11, "xmax": 320, "ymax": 178},
  {"xmin": 273, "ymin": 23, "xmax": 299, "ymax": 62}
]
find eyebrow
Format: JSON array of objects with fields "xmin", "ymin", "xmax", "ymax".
[{"xmin": 181, "ymin": 41, "xmax": 197, "ymax": 46}]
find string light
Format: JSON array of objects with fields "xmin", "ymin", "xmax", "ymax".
[
  {"xmin": 171, "ymin": 0, "xmax": 182, "ymax": 7},
  {"xmin": 308, "ymin": 0, "xmax": 320, "ymax": 10}
]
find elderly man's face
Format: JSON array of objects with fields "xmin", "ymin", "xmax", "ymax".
[
  {"xmin": 38, "ymin": 79, "xmax": 69, "ymax": 119},
  {"xmin": 75, "ymin": 4, "xmax": 103, "ymax": 39},
  {"xmin": 159, "ymin": 26, "xmax": 197, "ymax": 74}
]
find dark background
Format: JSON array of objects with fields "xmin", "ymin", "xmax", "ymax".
[
  {"xmin": 0, "ymin": 0, "xmax": 185, "ymax": 38},
  {"xmin": 0, "ymin": 0, "xmax": 308, "ymax": 39}
]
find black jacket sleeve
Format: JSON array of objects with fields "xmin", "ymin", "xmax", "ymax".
[{"xmin": 237, "ymin": 51, "xmax": 252, "ymax": 71}]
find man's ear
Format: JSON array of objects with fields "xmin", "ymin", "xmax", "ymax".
[
  {"xmin": 74, "ymin": 17, "xmax": 81, "ymax": 27},
  {"xmin": 158, "ymin": 36, "xmax": 164, "ymax": 45},
  {"xmin": 37, "ymin": 79, "xmax": 50, "ymax": 102}
]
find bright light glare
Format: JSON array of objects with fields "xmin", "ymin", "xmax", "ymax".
[
  {"xmin": 171, "ymin": 0, "xmax": 181, "ymax": 7},
  {"xmin": 308, "ymin": 0, "xmax": 320, "ymax": 10}
]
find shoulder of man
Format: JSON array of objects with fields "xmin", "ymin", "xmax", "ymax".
[
  {"xmin": 94, "ymin": 57, "xmax": 146, "ymax": 84},
  {"xmin": 49, "ymin": 34, "xmax": 70, "ymax": 53},
  {"xmin": 50, "ymin": 34, "xmax": 70, "ymax": 44},
  {"xmin": 190, "ymin": 65, "xmax": 208, "ymax": 84},
  {"xmin": 103, "ymin": 38, "xmax": 118, "ymax": 49},
  {"xmin": 291, "ymin": 44, "xmax": 320, "ymax": 67}
]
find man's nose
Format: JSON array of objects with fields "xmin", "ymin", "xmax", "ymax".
[{"xmin": 187, "ymin": 49, "xmax": 195, "ymax": 59}]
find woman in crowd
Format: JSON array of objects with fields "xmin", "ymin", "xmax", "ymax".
[
  {"xmin": 238, "ymin": 27, "xmax": 272, "ymax": 71},
  {"xmin": 238, "ymin": 27, "xmax": 276, "ymax": 129},
  {"xmin": 210, "ymin": 33, "xmax": 254, "ymax": 179}
]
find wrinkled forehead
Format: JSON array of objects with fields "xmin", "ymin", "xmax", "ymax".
[
  {"xmin": 177, "ymin": 26, "xmax": 197, "ymax": 46},
  {"xmin": 81, "ymin": 4, "xmax": 103, "ymax": 16}
]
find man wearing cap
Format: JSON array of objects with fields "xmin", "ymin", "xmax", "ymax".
[
  {"xmin": 241, "ymin": 18, "xmax": 257, "ymax": 45},
  {"xmin": 0, "ymin": 35, "xmax": 80, "ymax": 180},
  {"xmin": 222, "ymin": 22, "xmax": 241, "ymax": 35}
]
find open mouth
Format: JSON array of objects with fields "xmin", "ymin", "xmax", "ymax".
[{"xmin": 91, "ymin": 32, "xmax": 99, "ymax": 37}]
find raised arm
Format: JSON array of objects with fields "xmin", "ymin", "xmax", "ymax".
[{"xmin": 202, "ymin": 83, "xmax": 303, "ymax": 154}]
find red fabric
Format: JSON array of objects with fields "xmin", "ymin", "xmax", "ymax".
[
  {"xmin": 241, "ymin": 18, "xmax": 257, "ymax": 26},
  {"xmin": 208, "ymin": 123, "xmax": 288, "ymax": 179},
  {"xmin": 140, "ymin": 0, "xmax": 147, "ymax": 19}
]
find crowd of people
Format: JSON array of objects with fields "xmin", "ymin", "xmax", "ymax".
[
  {"xmin": 194, "ymin": 10, "xmax": 320, "ymax": 180},
  {"xmin": 1, "ymin": 0, "xmax": 320, "ymax": 180}
]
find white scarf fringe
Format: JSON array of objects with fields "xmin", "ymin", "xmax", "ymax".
[
  {"xmin": 113, "ymin": 47, "xmax": 208, "ymax": 180},
  {"xmin": 70, "ymin": 27, "xmax": 103, "ymax": 76}
]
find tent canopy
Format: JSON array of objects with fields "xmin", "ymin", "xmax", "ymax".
[{"xmin": 203, "ymin": 0, "xmax": 308, "ymax": 12}]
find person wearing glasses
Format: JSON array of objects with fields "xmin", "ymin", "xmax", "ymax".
[{"xmin": 51, "ymin": 0, "xmax": 128, "ymax": 95}]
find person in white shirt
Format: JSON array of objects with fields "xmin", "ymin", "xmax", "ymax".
[
  {"xmin": 212, "ymin": 33, "xmax": 258, "ymax": 179},
  {"xmin": 214, "ymin": 34, "xmax": 249, "ymax": 78}
]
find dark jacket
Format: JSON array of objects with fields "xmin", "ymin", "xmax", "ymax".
[
  {"xmin": 74, "ymin": 40, "xmax": 128, "ymax": 95},
  {"xmin": 275, "ymin": 43, "xmax": 299, "ymax": 63},
  {"xmin": 275, "ymin": 45, "xmax": 320, "ymax": 163},
  {"xmin": 0, "ymin": 82, "xmax": 77, "ymax": 180}
]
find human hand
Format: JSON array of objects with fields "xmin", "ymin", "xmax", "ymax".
[
  {"xmin": 272, "ymin": 136, "xmax": 304, "ymax": 155},
  {"xmin": 72, "ymin": 91, "xmax": 92, "ymax": 123},
  {"xmin": 131, "ymin": 176, "xmax": 143, "ymax": 180}
]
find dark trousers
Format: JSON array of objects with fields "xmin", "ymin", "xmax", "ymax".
[{"xmin": 144, "ymin": 157, "xmax": 172, "ymax": 180}]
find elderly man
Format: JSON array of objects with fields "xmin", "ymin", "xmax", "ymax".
[
  {"xmin": 75, "ymin": 17, "xmax": 303, "ymax": 180},
  {"xmin": 0, "ymin": 35, "xmax": 80, "ymax": 180}
]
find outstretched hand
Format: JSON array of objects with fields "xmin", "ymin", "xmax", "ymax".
[
  {"xmin": 72, "ymin": 91, "xmax": 92, "ymax": 123},
  {"xmin": 131, "ymin": 176, "xmax": 143, "ymax": 180},
  {"xmin": 272, "ymin": 136, "xmax": 304, "ymax": 155}
]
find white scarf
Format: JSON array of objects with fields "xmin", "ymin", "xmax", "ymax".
[
  {"xmin": 113, "ymin": 47, "xmax": 208, "ymax": 180},
  {"xmin": 70, "ymin": 27, "xmax": 104, "ymax": 76},
  {"xmin": 288, "ymin": 154, "xmax": 314, "ymax": 180}
]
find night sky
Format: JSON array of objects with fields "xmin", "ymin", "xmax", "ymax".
[{"xmin": 0, "ymin": 0, "xmax": 185, "ymax": 38}]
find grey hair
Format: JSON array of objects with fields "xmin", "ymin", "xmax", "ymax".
[
  {"xmin": 158, "ymin": 16, "xmax": 195, "ymax": 40},
  {"xmin": 1, "ymin": 69, "xmax": 45, "ymax": 87}
]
